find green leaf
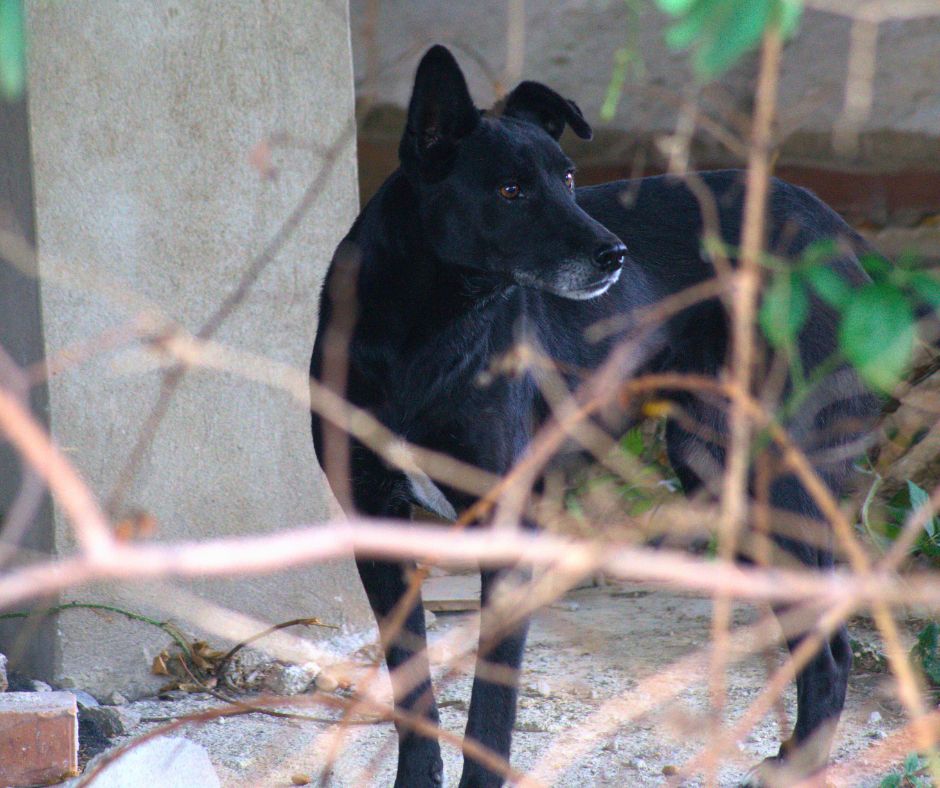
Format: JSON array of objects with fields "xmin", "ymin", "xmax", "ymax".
[
  {"xmin": 908, "ymin": 480, "xmax": 938, "ymax": 540},
  {"xmin": 805, "ymin": 265, "xmax": 852, "ymax": 309},
  {"xmin": 800, "ymin": 239, "xmax": 836, "ymax": 266},
  {"xmin": 779, "ymin": 0, "xmax": 803, "ymax": 36},
  {"xmin": 621, "ymin": 427, "xmax": 646, "ymax": 457},
  {"xmin": 696, "ymin": 0, "xmax": 770, "ymax": 78},
  {"xmin": 912, "ymin": 623, "xmax": 940, "ymax": 686},
  {"xmin": 839, "ymin": 284, "xmax": 915, "ymax": 392},
  {"xmin": 904, "ymin": 752, "xmax": 923, "ymax": 774},
  {"xmin": 859, "ymin": 252, "xmax": 891, "ymax": 281},
  {"xmin": 910, "ymin": 271, "xmax": 940, "ymax": 309},
  {"xmin": 0, "ymin": 0, "xmax": 25, "ymax": 102},
  {"xmin": 660, "ymin": 0, "xmax": 804, "ymax": 78},
  {"xmin": 655, "ymin": 0, "xmax": 698, "ymax": 15},
  {"xmin": 759, "ymin": 272, "xmax": 809, "ymax": 348},
  {"xmin": 664, "ymin": 0, "xmax": 716, "ymax": 50},
  {"xmin": 879, "ymin": 775, "xmax": 902, "ymax": 788}
]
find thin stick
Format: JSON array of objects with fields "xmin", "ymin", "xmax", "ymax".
[{"xmin": 709, "ymin": 16, "xmax": 784, "ymax": 742}]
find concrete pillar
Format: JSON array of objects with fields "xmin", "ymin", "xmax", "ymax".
[{"xmin": 1, "ymin": 0, "xmax": 371, "ymax": 698}]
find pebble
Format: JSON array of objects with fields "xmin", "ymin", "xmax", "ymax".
[
  {"xmin": 534, "ymin": 679, "xmax": 552, "ymax": 698},
  {"xmin": 263, "ymin": 663, "xmax": 317, "ymax": 696},
  {"xmin": 291, "ymin": 775, "xmax": 312, "ymax": 786},
  {"xmin": 868, "ymin": 710, "xmax": 882, "ymax": 725},
  {"xmin": 314, "ymin": 672, "xmax": 339, "ymax": 693},
  {"xmin": 424, "ymin": 609, "xmax": 438, "ymax": 630},
  {"xmin": 70, "ymin": 689, "xmax": 99, "ymax": 709},
  {"xmin": 662, "ymin": 764, "xmax": 679, "ymax": 776},
  {"xmin": 102, "ymin": 691, "xmax": 128, "ymax": 706},
  {"xmin": 29, "ymin": 679, "xmax": 53, "ymax": 692}
]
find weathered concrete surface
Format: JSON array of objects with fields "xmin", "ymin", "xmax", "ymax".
[
  {"xmin": 11, "ymin": 0, "xmax": 371, "ymax": 697},
  {"xmin": 349, "ymin": 1, "xmax": 940, "ymax": 221},
  {"xmin": 95, "ymin": 584, "xmax": 906, "ymax": 787},
  {"xmin": 74, "ymin": 736, "xmax": 220, "ymax": 788}
]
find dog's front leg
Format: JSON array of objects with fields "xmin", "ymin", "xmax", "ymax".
[
  {"xmin": 357, "ymin": 555, "xmax": 444, "ymax": 788},
  {"xmin": 458, "ymin": 567, "xmax": 531, "ymax": 788}
]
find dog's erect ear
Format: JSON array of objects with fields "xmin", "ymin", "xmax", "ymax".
[
  {"xmin": 399, "ymin": 45, "xmax": 480, "ymax": 180},
  {"xmin": 502, "ymin": 81, "xmax": 592, "ymax": 141}
]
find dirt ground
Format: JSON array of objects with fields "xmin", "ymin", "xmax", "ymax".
[{"xmin": 110, "ymin": 581, "xmax": 910, "ymax": 787}]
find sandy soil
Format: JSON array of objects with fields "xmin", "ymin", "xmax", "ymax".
[{"xmin": 112, "ymin": 581, "xmax": 910, "ymax": 787}]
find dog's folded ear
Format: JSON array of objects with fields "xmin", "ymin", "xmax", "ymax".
[
  {"xmin": 399, "ymin": 45, "xmax": 480, "ymax": 181},
  {"xmin": 502, "ymin": 81, "xmax": 593, "ymax": 141}
]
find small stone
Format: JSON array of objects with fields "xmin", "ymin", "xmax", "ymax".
[
  {"xmin": 868, "ymin": 710, "xmax": 882, "ymax": 725},
  {"xmin": 81, "ymin": 704, "xmax": 141, "ymax": 736},
  {"xmin": 662, "ymin": 764, "xmax": 679, "ymax": 776},
  {"xmin": 534, "ymin": 679, "xmax": 552, "ymax": 697},
  {"xmin": 424, "ymin": 609, "xmax": 437, "ymax": 630},
  {"xmin": 632, "ymin": 758, "xmax": 648, "ymax": 771},
  {"xmin": 70, "ymin": 689, "xmax": 99, "ymax": 709},
  {"xmin": 314, "ymin": 671, "xmax": 339, "ymax": 693},
  {"xmin": 102, "ymin": 691, "xmax": 128, "ymax": 706},
  {"xmin": 0, "ymin": 653, "xmax": 7, "ymax": 692},
  {"xmin": 263, "ymin": 663, "xmax": 316, "ymax": 695},
  {"xmin": 29, "ymin": 679, "xmax": 53, "ymax": 692},
  {"xmin": 291, "ymin": 774, "xmax": 312, "ymax": 786},
  {"xmin": 221, "ymin": 648, "xmax": 272, "ymax": 691}
]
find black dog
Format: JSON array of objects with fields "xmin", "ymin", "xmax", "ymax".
[{"xmin": 311, "ymin": 45, "xmax": 878, "ymax": 787}]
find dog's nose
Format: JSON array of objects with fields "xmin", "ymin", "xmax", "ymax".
[{"xmin": 593, "ymin": 243, "xmax": 627, "ymax": 273}]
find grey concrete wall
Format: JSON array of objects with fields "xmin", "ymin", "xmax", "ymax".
[
  {"xmin": 349, "ymin": 1, "xmax": 940, "ymax": 228},
  {"xmin": 351, "ymin": 1, "xmax": 940, "ymax": 170},
  {"xmin": 12, "ymin": 0, "xmax": 371, "ymax": 698}
]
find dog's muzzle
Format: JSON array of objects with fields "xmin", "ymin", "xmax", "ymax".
[{"xmin": 593, "ymin": 242, "xmax": 627, "ymax": 274}]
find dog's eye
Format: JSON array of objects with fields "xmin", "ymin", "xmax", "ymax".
[
  {"xmin": 565, "ymin": 171, "xmax": 575, "ymax": 191},
  {"xmin": 498, "ymin": 182, "xmax": 521, "ymax": 200}
]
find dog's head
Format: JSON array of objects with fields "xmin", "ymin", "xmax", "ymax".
[{"xmin": 398, "ymin": 45, "xmax": 627, "ymax": 300}]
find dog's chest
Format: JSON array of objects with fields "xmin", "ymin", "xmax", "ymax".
[{"xmin": 378, "ymin": 305, "xmax": 537, "ymax": 461}]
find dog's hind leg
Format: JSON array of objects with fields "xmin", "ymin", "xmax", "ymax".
[
  {"xmin": 666, "ymin": 419, "xmax": 850, "ymax": 784},
  {"xmin": 357, "ymin": 551, "xmax": 444, "ymax": 788},
  {"xmin": 458, "ymin": 566, "xmax": 531, "ymax": 788}
]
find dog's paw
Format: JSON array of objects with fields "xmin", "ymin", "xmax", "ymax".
[
  {"xmin": 394, "ymin": 751, "xmax": 444, "ymax": 788},
  {"xmin": 741, "ymin": 746, "xmax": 831, "ymax": 788},
  {"xmin": 457, "ymin": 763, "xmax": 505, "ymax": 788}
]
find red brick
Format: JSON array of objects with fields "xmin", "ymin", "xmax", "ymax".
[{"xmin": 0, "ymin": 692, "xmax": 78, "ymax": 787}]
